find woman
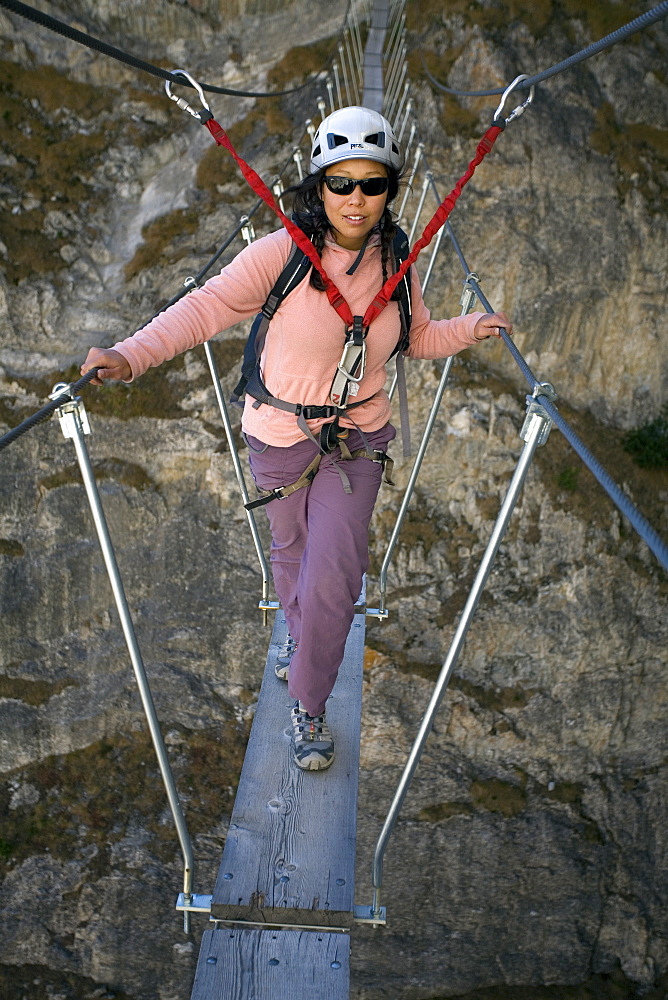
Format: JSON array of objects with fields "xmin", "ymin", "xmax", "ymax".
[{"xmin": 81, "ymin": 106, "xmax": 512, "ymax": 772}]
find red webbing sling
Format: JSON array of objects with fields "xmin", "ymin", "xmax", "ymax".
[{"xmin": 203, "ymin": 116, "xmax": 505, "ymax": 329}]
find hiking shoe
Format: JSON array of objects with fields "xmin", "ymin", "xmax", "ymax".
[
  {"xmin": 274, "ymin": 634, "xmax": 297, "ymax": 680},
  {"xmin": 290, "ymin": 701, "xmax": 335, "ymax": 770}
]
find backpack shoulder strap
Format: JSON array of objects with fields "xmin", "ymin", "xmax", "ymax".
[
  {"xmin": 231, "ymin": 241, "xmax": 312, "ymax": 403},
  {"xmin": 391, "ymin": 225, "xmax": 413, "ymax": 458},
  {"xmin": 392, "ymin": 225, "xmax": 412, "ymax": 353}
]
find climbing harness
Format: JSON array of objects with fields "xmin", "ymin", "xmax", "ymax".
[{"xmin": 245, "ymin": 444, "xmax": 395, "ymax": 511}]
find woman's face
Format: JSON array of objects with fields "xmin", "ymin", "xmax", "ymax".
[{"xmin": 321, "ymin": 158, "xmax": 389, "ymax": 251}]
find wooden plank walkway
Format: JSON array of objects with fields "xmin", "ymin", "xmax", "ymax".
[
  {"xmin": 210, "ymin": 608, "xmax": 366, "ymax": 928},
  {"xmin": 362, "ymin": 0, "xmax": 389, "ymax": 112},
  {"xmin": 191, "ymin": 927, "xmax": 350, "ymax": 1000}
]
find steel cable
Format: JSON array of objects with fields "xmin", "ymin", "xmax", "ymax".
[
  {"xmin": 0, "ymin": 369, "xmax": 100, "ymax": 453},
  {"xmin": 0, "ymin": 0, "xmax": 348, "ymax": 98}
]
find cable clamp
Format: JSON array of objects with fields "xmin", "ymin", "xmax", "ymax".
[
  {"xmin": 165, "ymin": 69, "xmax": 213, "ymax": 124},
  {"xmin": 183, "ymin": 275, "xmax": 199, "ymax": 290},
  {"xmin": 493, "ymin": 74, "xmax": 535, "ymax": 127},
  {"xmin": 532, "ymin": 381, "xmax": 557, "ymax": 402},
  {"xmin": 460, "ymin": 271, "xmax": 480, "ymax": 314}
]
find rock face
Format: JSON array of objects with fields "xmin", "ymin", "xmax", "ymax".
[{"xmin": 0, "ymin": 2, "xmax": 667, "ymax": 999}]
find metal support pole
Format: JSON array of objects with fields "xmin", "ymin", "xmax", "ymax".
[
  {"xmin": 421, "ymin": 223, "xmax": 446, "ymax": 293},
  {"xmin": 343, "ymin": 32, "xmax": 360, "ymax": 103},
  {"xmin": 338, "ymin": 42, "xmax": 352, "ymax": 104},
  {"xmin": 333, "ymin": 60, "xmax": 343, "ymax": 108},
  {"xmin": 408, "ymin": 170, "xmax": 431, "ymax": 245},
  {"xmin": 397, "ymin": 98, "xmax": 412, "ymax": 142},
  {"xmin": 370, "ymin": 399, "xmax": 554, "ymax": 918},
  {"xmin": 403, "ymin": 118, "xmax": 417, "ymax": 162},
  {"xmin": 272, "ymin": 178, "xmax": 285, "ymax": 215},
  {"xmin": 326, "ymin": 75, "xmax": 335, "ymax": 113},
  {"xmin": 202, "ymin": 344, "xmax": 278, "ymax": 626},
  {"xmin": 293, "ymin": 147, "xmax": 304, "ymax": 181},
  {"xmin": 53, "ymin": 391, "xmax": 195, "ymax": 933},
  {"xmin": 398, "ymin": 139, "xmax": 423, "ymax": 222},
  {"xmin": 387, "ymin": 75, "xmax": 408, "ymax": 125},
  {"xmin": 370, "ymin": 281, "xmax": 477, "ymax": 618}
]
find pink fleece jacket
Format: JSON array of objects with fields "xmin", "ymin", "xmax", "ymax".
[{"xmin": 113, "ymin": 227, "xmax": 484, "ymax": 447}]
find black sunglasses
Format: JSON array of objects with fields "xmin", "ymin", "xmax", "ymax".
[{"xmin": 323, "ymin": 175, "xmax": 389, "ymax": 197}]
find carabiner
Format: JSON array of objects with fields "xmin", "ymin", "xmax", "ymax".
[
  {"xmin": 165, "ymin": 69, "xmax": 212, "ymax": 124},
  {"xmin": 493, "ymin": 74, "xmax": 534, "ymax": 126}
]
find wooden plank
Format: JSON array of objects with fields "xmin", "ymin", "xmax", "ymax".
[
  {"xmin": 211, "ymin": 608, "xmax": 366, "ymax": 927},
  {"xmin": 191, "ymin": 928, "xmax": 350, "ymax": 1000}
]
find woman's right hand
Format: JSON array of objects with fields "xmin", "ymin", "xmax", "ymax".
[{"xmin": 80, "ymin": 348, "xmax": 132, "ymax": 385}]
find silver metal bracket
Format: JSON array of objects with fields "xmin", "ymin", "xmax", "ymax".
[
  {"xmin": 240, "ymin": 215, "xmax": 255, "ymax": 246},
  {"xmin": 460, "ymin": 272, "xmax": 481, "ymax": 315},
  {"xmin": 54, "ymin": 394, "xmax": 91, "ymax": 439},
  {"xmin": 258, "ymin": 600, "xmax": 281, "ymax": 612},
  {"xmin": 176, "ymin": 892, "xmax": 212, "ymax": 914},
  {"xmin": 354, "ymin": 903, "xmax": 387, "ymax": 926},
  {"xmin": 365, "ymin": 608, "xmax": 389, "ymax": 621},
  {"xmin": 520, "ymin": 383, "xmax": 556, "ymax": 447}
]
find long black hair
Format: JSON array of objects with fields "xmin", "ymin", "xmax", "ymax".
[{"xmin": 286, "ymin": 166, "xmax": 403, "ymax": 300}]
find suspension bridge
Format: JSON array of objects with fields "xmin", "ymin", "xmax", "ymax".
[{"xmin": 1, "ymin": 0, "xmax": 667, "ymax": 997}]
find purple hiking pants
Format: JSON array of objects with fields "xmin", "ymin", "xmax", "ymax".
[{"xmin": 247, "ymin": 423, "xmax": 395, "ymax": 716}]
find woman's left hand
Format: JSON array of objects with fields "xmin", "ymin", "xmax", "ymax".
[{"xmin": 473, "ymin": 311, "xmax": 513, "ymax": 341}]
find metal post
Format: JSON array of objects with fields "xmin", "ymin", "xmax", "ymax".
[
  {"xmin": 369, "ymin": 281, "xmax": 477, "ymax": 618},
  {"xmin": 202, "ymin": 345, "xmax": 278, "ymax": 626},
  {"xmin": 370, "ymin": 398, "xmax": 554, "ymax": 918},
  {"xmin": 398, "ymin": 139, "xmax": 422, "ymax": 222},
  {"xmin": 421, "ymin": 223, "xmax": 446, "ymax": 293},
  {"xmin": 53, "ymin": 390, "xmax": 195, "ymax": 933},
  {"xmin": 408, "ymin": 170, "xmax": 431, "ymax": 245},
  {"xmin": 317, "ymin": 95, "xmax": 327, "ymax": 124},
  {"xmin": 333, "ymin": 60, "xmax": 343, "ymax": 108},
  {"xmin": 326, "ymin": 75, "xmax": 335, "ymax": 113},
  {"xmin": 272, "ymin": 178, "xmax": 285, "ymax": 214},
  {"xmin": 387, "ymin": 75, "xmax": 408, "ymax": 125},
  {"xmin": 338, "ymin": 42, "xmax": 352, "ymax": 104},
  {"xmin": 403, "ymin": 118, "xmax": 417, "ymax": 161},
  {"xmin": 343, "ymin": 32, "xmax": 360, "ymax": 103},
  {"xmin": 293, "ymin": 146, "xmax": 304, "ymax": 181},
  {"xmin": 397, "ymin": 97, "xmax": 412, "ymax": 142}
]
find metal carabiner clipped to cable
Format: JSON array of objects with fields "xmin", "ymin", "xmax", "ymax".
[
  {"xmin": 165, "ymin": 69, "xmax": 213, "ymax": 124},
  {"xmin": 493, "ymin": 74, "xmax": 535, "ymax": 126}
]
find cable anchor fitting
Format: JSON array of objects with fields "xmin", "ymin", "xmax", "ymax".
[
  {"xmin": 165, "ymin": 69, "xmax": 213, "ymax": 124},
  {"xmin": 460, "ymin": 272, "xmax": 481, "ymax": 315},
  {"xmin": 521, "ymin": 382, "xmax": 557, "ymax": 447},
  {"xmin": 493, "ymin": 74, "xmax": 535, "ymax": 127}
]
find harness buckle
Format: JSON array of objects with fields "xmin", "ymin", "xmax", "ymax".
[{"xmin": 165, "ymin": 69, "xmax": 213, "ymax": 124}]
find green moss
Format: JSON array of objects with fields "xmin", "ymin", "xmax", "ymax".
[
  {"xmin": 0, "ymin": 965, "xmax": 134, "ymax": 1000},
  {"xmin": 591, "ymin": 102, "xmax": 668, "ymax": 211},
  {"xmin": 124, "ymin": 208, "xmax": 201, "ymax": 280},
  {"xmin": 418, "ymin": 801, "xmax": 473, "ymax": 822},
  {"xmin": 623, "ymin": 406, "xmax": 668, "ymax": 469},
  {"xmin": 39, "ymin": 458, "xmax": 155, "ymax": 494},
  {"xmin": 267, "ymin": 38, "xmax": 337, "ymax": 89},
  {"xmin": 0, "ymin": 58, "xmax": 166, "ymax": 283},
  {"xmin": 0, "ymin": 675, "xmax": 77, "ymax": 707},
  {"xmin": 556, "ymin": 466, "xmax": 579, "ymax": 491},
  {"xmin": 0, "ymin": 721, "xmax": 247, "ymax": 875},
  {"xmin": 0, "ymin": 539, "xmax": 24, "ymax": 557},
  {"xmin": 470, "ymin": 777, "xmax": 527, "ymax": 817}
]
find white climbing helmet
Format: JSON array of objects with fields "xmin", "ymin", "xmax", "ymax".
[{"xmin": 310, "ymin": 106, "xmax": 403, "ymax": 173}]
